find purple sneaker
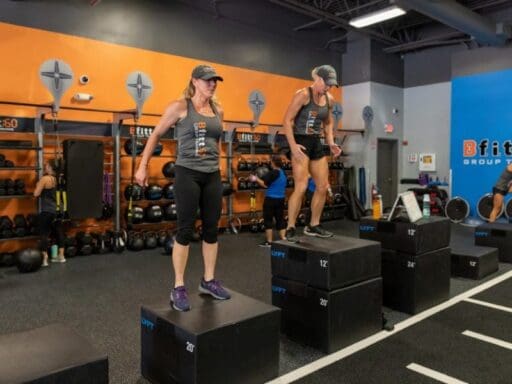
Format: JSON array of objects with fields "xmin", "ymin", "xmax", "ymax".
[
  {"xmin": 170, "ymin": 286, "xmax": 191, "ymax": 311},
  {"xmin": 199, "ymin": 278, "xmax": 231, "ymax": 300}
]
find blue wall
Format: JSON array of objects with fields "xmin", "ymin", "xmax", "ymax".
[{"xmin": 451, "ymin": 68, "xmax": 512, "ymax": 216}]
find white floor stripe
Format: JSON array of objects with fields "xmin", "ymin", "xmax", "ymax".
[
  {"xmin": 462, "ymin": 330, "xmax": 512, "ymax": 350},
  {"xmin": 463, "ymin": 297, "xmax": 512, "ymax": 313},
  {"xmin": 266, "ymin": 270, "xmax": 512, "ymax": 384},
  {"xmin": 406, "ymin": 363, "xmax": 469, "ymax": 384}
]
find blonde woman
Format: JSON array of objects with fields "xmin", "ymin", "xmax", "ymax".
[{"xmin": 135, "ymin": 65, "xmax": 230, "ymax": 311}]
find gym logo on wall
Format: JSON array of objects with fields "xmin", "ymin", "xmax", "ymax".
[
  {"xmin": 130, "ymin": 126, "xmax": 154, "ymax": 138},
  {"xmin": 194, "ymin": 121, "xmax": 207, "ymax": 156},
  {"xmin": 462, "ymin": 138, "xmax": 512, "ymax": 166},
  {"xmin": 306, "ymin": 110, "xmax": 318, "ymax": 134}
]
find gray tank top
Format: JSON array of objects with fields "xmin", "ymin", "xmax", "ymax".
[
  {"xmin": 175, "ymin": 99, "xmax": 223, "ymax": 173},
  {"xmin": 494, "ymin": 167, "xmax": 512, "ymax": 191},
  {"xmin": 41, "ymin": 180, "xmax": 56, "ymax": 213},
  {"xmin": 293, "ymin": 87, "xmax": 329, "ymax": 135}
]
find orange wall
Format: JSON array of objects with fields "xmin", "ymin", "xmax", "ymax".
[{"xmin": 0, "ymin": 22, "xmax": 342, "ymax": 124}]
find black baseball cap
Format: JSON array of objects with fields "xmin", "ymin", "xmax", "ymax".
[
  {"xmin": 192, "ymin": 65, "xmax": 224, "ymax": 81},
  {"xmin": 315, "ymin": 65, "xmax": 339, "ymax": 87}
]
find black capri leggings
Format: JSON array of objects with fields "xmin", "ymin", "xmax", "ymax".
[
  {"xmin": 263, "ymin": 197, "xmax": 286, "ymax": 230},
  {"xmin": 174, "ymin": 165, "xmax": 222, "ymax": 245},
  {"xmin": 38, "ymin": 212, "xmax": 65, "ymax": 251}
]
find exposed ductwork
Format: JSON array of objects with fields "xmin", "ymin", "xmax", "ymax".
[{"xmin": 394, "ymin": 0, "xmax": 511, "ymax": 46}]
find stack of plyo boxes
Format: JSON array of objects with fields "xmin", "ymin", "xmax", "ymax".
[
  {"xmin": 360, "ymin": 216, "xmax": 451, "ymax": 314},
  {"xmin": 270, "ymin": 235, "xmax": 383, "ymax": 353}
]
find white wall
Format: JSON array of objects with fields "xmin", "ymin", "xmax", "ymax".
[{"xmin": 402, "ymin": 82, "xmax": 451, "ymax": 192}]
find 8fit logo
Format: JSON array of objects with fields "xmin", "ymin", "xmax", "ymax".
[
  {"xmin": 194, "ymin": 121, "xmax": 207, "ymax": 156},
  {"xmin": 462, "ymin": 138, "xmax": 512, "ymax": 166}
]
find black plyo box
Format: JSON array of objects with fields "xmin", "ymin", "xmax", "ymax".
[
  {"xmin": 381, "ymin": 247, "xmax": 451, "ymax": 314},
  {"xmin": 359, "ymin": 216, "xmax": 451, "ymax": 255},
  {"xmin": 474, "ymin": 222, "xmax": 512, "ymax": 263},
  {"xmin": 272, "ymin": 276, "xmax": 382, "ymax": 353},
  {"xmin": 451, "ymin": 245, "xmax": 499, "ymax": 280},
  {"xmin": 271, "ymin": 235, "xmax": 381, "ymax": 290},
  {"xmin": 0, "ymin": 324, "xmax": 108, "ymax": 384},
  {"xmin": 141, "ymin": 290, "xmax": 280, "ymax": 384}
]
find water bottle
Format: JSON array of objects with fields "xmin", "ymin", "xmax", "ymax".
[
  {"xmin": 373, "ymin": 194, "xmax": 382, "ymax": 220},
  {"xmin": 422, "ymin": 194, "xmax": 431, "ymax": 218},
  {"xmin": 50, "ymin": 244, "xmax": 58, "ymax": 260}
]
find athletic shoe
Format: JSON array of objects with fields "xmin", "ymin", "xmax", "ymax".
[
  {"xmin": 170, "ymin": 286, "xmax": 191, "ymax": 311},
  {"xmin": 51, "ymin": 257, "xmax": 66, "ymax": 263},
  {"xmin": 303, "ymin": 225, "xmax": 333, "ymax": 238},
  {"xmin": 199, "ymin": 278, "xmax": 231, "ymax": 300},
  {"xmin": 41, "ymin": 260, "xmax": 49, "ymax": 267},
  {"xmin": 285, "ymin": 227, "xmax": 299, "ymax": 242},
  {"xmin": 259, "ymin": 241, "xmax": 271, "ymax": 247}
]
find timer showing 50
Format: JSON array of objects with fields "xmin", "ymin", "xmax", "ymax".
[{"xmin": 0, "ymin": 118, "xmax": 19, "ymax": 129}]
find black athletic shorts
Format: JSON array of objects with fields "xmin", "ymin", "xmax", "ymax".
[{"xmin": 294, "ymin": 135, "xmax": 326, "ymax": 161}]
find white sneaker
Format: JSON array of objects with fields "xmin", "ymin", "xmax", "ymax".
[{"xmin": 51, "ymin": 258, "xmax": 66, "ymax": 263}]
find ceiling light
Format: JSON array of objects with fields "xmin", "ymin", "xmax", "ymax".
[{"xmin": 349, "ymin": 5, "xmax": 406, "ymax": 28}]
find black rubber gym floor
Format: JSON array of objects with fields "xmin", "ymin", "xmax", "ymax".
[
  {"xmin": 0, "ymin": 220, "xmax": 511, "ymax": 383},
  {"xmin": 290, "ymin": 289, "xmax": 512, "ymax": 384}
]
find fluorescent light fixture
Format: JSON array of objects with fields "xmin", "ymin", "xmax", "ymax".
[{"xmin": 349, "ymin": 5, "xmax": 406, "ymax": 28}]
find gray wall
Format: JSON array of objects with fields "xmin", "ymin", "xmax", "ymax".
[
  {"xmin": 342, "ymin": 82, "xmax": 404, "ymax": 207},
  {"xmin": 402, "ymin": 82, "xmax": 451, "ymax": 192},
  {"xmin": 0, "ymin": 0, "xmax": 341, "ymax": 79}
]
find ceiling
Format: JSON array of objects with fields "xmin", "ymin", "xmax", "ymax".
[{"xmin": 267, "ymin": 0, "xmax": 512, "ymax": 53}]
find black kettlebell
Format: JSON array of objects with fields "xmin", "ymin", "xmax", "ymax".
[
  {"xmin": 297, "ymin": 213, "xmax": 306, "ymax": 227},
  {"xmin": 128, "ymin": 231, "xmax": 145, "ymax": 251},
  {"xmin": 258, "ymin": 218, "xmax": 265, "ymax": 232},
  {"xmin": 250, "ymin": 218, "xmax": 259, "ymax": 233},
  {"xmin": 163, "ymin": 183, "xmax": 174, "ymax": 200},
  {"xmin": 144, "ymin": 231, "xmax": 158, "ymax": 249},
  {"xmin": 157, "ymin": 230, "xmax": 168, "ymax": 247},
  {"xmin": 153, "ymin": 141, "xmax": 163, "ymax": 156},
  {"xmin": 124, "ymin": 184, "xmax": 143, "ymax": 201},
  {"xmin": 334, "ymin": 193, "xmax": 342, "ymax": 205}
]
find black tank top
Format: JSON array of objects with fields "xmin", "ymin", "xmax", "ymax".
[
  {"xmin": 41, "ymin": 177, "xmax": 56, "ymax": 213},
  {"xmin": 293, "ymin": 87, "xmax": 329, "ymax": 135}
]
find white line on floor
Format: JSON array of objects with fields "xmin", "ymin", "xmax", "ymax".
[
  {"xmin": 406, "ymin": 363, "xmax": 468, "ymax": 384},
  {"xmin": 462, "ymin": 330, "xmax": 512, "ymax": 350},
  {"xmin": 266, "ymin": 270, "xmax": 512, "ymax": 384},
  {"xmin": 463, "ymin": 297, "xmax": 512, "ymax": 313}
]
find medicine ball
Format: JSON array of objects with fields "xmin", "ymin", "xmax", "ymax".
[
  {"xmin": 17, "ymin": 248, "xmax": 43, "ymax": 273},
  {"xmin": 145, "ymin": 184, "xmax": 163, "ymax": 200},
  {"xmin": 124, "ymin": 138, "xmax": 145, "ymax": 155},
  {"xmin": 162, "ymin": 161, "xmax": 176, "ymax": 178},
  {"xmin": 163, "ymin": 183, "xmax": 174, "ymax": 200},
  {"xmin": 124, "ymin": 184, "xmax": 143, "ymax": 201},
  {"xmin": 163, "ymin": 203, "xmax": 177, "ymax": 221},
  {"xmin": 145, "ymin": 205, "xmax": 163, "ymax": 223},
  {"xmin": 153, "ymin": 141, "xmax": 163, "ymax": 156}
]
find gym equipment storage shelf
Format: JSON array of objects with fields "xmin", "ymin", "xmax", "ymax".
[
  {"xmin": 0, "ymin": 195, "xmax": 33, "ymax": 199},
  {"xmin": 0, "ymin": 167, "xmax": 40, "ymax": 171},
  {"xmin": 0, "ymin": 236, "xmax": 39, "ymax": 242},
  {"xmin": 0, "ymin": 146, "xmax": 41, "ymax": 151}
]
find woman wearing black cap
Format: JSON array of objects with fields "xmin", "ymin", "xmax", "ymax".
[
  {"xmin": 283, "ymin": 65, "xmax": 342, "ymax": 242},
  {"xmin": 135, "ymin": 64, "xmax": 230, "ymax": 312}
]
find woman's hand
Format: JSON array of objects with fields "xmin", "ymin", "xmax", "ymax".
[
  {"xmin": 135, "ymin": 166, "xmax": 148, "ymax": 187},
  {"xmin": 329, "ymin": 144, "xmax": 342, "ymax": 158},
  {"xmin": 291, "ymin": 144, "xmax": 307, "ymax": 162}
]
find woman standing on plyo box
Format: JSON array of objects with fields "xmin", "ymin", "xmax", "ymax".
[
  {"xmin": 135, "ymin": 65, "xmax": 230, "ymax": 312},
  {"xmin": 283, "ymin": 65, "xmax": 342, "ymax": 242}
]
